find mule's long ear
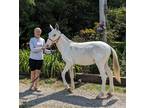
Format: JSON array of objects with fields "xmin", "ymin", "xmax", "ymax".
[
  {"xmin": 50, "ymin": 24, "xmax": 54, "ymax": 30},
  {"xmin": 55, "ymin": 23, "xmax": 59, "ymax": 30}
]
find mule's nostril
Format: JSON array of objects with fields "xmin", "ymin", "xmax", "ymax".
[{"xmin": 46, "ymin": 45, "xmax": 49, "ymax": 48}]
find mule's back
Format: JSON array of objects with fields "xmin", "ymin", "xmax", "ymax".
[{"xmin": 68, "ymin": 41, "xmax": 111, "ymax": 65}]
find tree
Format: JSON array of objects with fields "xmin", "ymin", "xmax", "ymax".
[
  {"xmin": 99, "ymin": 0, "xmax": 107, "ymax": 42},
  {"xmin": 19, "ymin": 0, "xmax": 125, "ymax": 48}
]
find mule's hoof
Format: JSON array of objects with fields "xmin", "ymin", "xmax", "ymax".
[
  {"xmin": 107, "ymin": 92, "xmax": 113, "ymax": 98},
  {"xmin": 96, "ymin": 92, "xmax": 104, "ymax": 99},
  {"xmin": 71, "ymin": 86, "xmax": 75, "ymax": 90},
  {"xmin": 67, "ymin": 88, "xmax": 73, "ymax": 93}
]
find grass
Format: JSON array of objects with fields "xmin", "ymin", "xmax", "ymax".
[
  {"xmin": 20, "ymin": 78, "xmax": 126, "ymax": 94},
  {"xmin": 80, "ymin": 83, "xmax": 126, "ymax": 94}
]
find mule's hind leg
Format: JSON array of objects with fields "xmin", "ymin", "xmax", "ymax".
[
  {"xmin": 105, "ymin": 63, "xmax": 114, "ymax": 96},
  {"xmin": 96, "ymin": 62, "xmax": 107, "ymax": 98}
]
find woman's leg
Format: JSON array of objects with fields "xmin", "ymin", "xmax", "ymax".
[
  {"xmin": 34, "ymin": 69, "xmax": 40, "ymax": 89},
  {"xmin": 31, "ymin": 71, "xmax": 35, "ymax": 81},
  {"xmin": 29, "ymin": 59, "xmax": 37, "ymax": 90},
  {"xmin": 33, "ymin": 60, "xmax": 43, "ymax": 90},
  {"xmin": 30, "ymin": 70, "xmax": 36, "ymax": 89}
]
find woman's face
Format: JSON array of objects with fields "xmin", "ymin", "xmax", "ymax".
[{"xmin": 34, "ymin": 28, "xmax": 42, "ymax": 38}]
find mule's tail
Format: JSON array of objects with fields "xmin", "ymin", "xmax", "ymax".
[{"xmin": 111, "ymin": 47, "xmax": 121, "ymax": 83}]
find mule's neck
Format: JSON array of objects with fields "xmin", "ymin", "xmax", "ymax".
[{"xmin": 56, "ymin": 34, "xmax": 72, "ymax": 54}]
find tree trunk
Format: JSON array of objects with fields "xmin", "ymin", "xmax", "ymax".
[{"xmin": 99, "ymin": 0, "xmax": 107, "ymax": 42}]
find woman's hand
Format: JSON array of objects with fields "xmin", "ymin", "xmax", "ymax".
[
  {"xmin": 41, "ymin": 47, "xmax": 46, "ymax": 50},
  {"xmin": 50, "ymin": 50, "xmax": 56, "ymax": 54}
]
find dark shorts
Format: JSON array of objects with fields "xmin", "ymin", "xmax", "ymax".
[{"xmin": 29, "ymin": 58, "xmax": 43, "ymax": 71}]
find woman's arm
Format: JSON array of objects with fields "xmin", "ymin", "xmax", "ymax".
[
  {"xmin": 44, "ymin": 49, "xmax": 52, "ymax": 54},
  {"xmin": 30, "ymin": 39, "xmax": 42, "ymax": 53},
  {"xmin": 43, "ymin": 40, "xmax": 52, "ymax": 54}
]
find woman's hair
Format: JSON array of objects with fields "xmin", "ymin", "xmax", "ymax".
[{"xmin": 34, "ymin": 27, "xmax": 42, "ymax": 33}]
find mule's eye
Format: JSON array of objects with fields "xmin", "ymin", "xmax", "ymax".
[{"xmin": 53, "ymin": 34, "xmax": 56, "ymax": 36}]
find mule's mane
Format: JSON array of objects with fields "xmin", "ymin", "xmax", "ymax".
[{"xmin": 61, "ymin": 34, "xmax": 73, "ymax": 43}]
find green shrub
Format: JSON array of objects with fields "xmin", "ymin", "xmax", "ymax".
[
  {"xmin": 106, "ymin": 7, "xmax": 126, "ymax": 41},
  {"xmin": 19, "ymin": 50, "xmax": 30, "ymax": 74},
  {"xmin": 71, "ymin": 7, "xmax": 126, "ymax": 77},
  {"xmin": 20, "ymin": 44, "xmax": 125, "ymax": 78},
  {"xmin": 109, "ymin": 42, "xmax": 126, "ymax": 77},
  {"xmin": 42, "ymin": 52, "xmax": 65, "ymax": 78},
  {"xmin": 19, "ymin": 49, "xmax": 65, "ymax": 78}
]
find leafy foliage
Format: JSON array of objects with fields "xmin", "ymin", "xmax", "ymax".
[
  {"xmin": 106, "ymin": 7, "xmax": 126, "ymax": 42},
  {"xmin": 19, "ymin": 0, "xmax": 100, "ymax": 48},
  {"xmin": 19, "ymin": 49, "xmax": 65, "ymax": 78},
  {"xmin": 19, "ymin": 50, "xmax": 30, "ymax": 73},
  {"xmin": 20, "ymin": 48, "xmax": 126, "ymax": 77},
  {"xmin": 19, "ymin": 0, "xmax": 126, "ymax": 77}
]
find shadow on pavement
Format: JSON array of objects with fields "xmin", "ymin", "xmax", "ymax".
[{"xmin": 20, "ymin": 89, "xmax": 118, "ymax": 107}]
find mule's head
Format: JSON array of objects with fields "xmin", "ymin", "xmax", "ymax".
[{"xmin": 46, "ymin": 23, "xmax": 61, "ymax": 48}]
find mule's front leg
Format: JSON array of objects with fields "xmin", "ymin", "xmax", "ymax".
[
  {"xmin": 69, "ymin": 66, "xmax": 75, "ymax": 90},
  {"xmin": 61, "ymin": 64, "xmax": 71, "ymax": 90}
]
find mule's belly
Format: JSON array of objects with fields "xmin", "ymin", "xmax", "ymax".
[{"xmin": 73, "ymin": 55, "xmax": 95, "ymax": 65}]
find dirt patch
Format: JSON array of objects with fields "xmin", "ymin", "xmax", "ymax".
[{"xmin": 19, "ymin": 80, "xmax": 126, "ymax": 108}]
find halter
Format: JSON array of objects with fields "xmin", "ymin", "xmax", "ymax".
[{"xmin": 48, "ymin": 35, "xmax": 61, "ymax": 44}]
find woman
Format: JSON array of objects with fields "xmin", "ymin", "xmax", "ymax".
[{"xmin": 29, "ymin": 27, "xmax": 51, "ymax": 91}]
